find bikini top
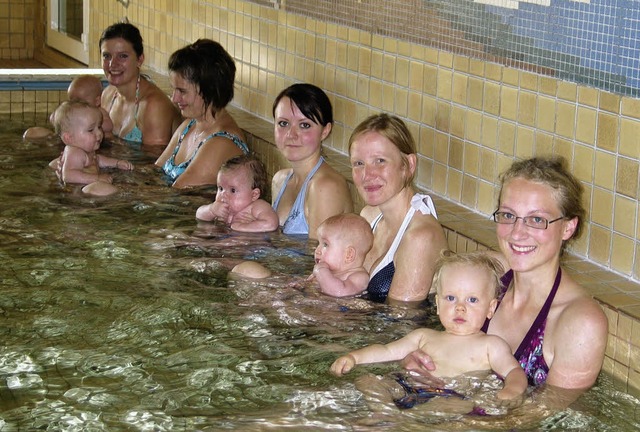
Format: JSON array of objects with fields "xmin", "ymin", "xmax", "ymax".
[
  {"xmin": 482, "ymin": 268, "xmax": 561, "ymax": 386},
  {"xmin": 271, "ymin": 157, "xmax": 324, "ymax": 236},
  {"xmin": 162, "ymin": 119, "xmax": 249, "ymax": 183},
  {"xmin": 109, "ymin": 74, "xmax": 142, "ymax": 143},
  {"xmin": 365, "ymin": 193, "xmax": 438, "ymax": 303}
]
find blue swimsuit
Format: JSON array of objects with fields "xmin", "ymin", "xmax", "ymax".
[
  {"xmin": 481, "ymin": 268, "xmax": 561, "ymax": 386},
  {"xmin": 162, "ymin": 119, "xmax": 249, "ymax": 183},
  {"xmin": 365, "ymin": 193, "xmax": 438, "ymax": 303},
  {"xmin": 110, "ymin": 74, "xmax": 143, "ymax": 143},
  {"xmin": 272, "ymin": 157, "xmax": 324, "ymax": 235}
]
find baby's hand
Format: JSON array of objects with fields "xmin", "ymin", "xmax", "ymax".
[
  {"xmin": 330, "ymin": 354, "xmax": 356, "ymax": 377},
  {"xmin": 117, "ymin": 159, "xmax": 134, "ymax": 171},
  {"xmin": 496, "ymin": 388, "xmax": 525, "ymax": 408},
  {"xmin": 312, "ymin": 261, "xmax": 330, "ymax": 275},
  {"xmin": 98, "ymin": 173, "xmax": 113, "ymax": 183}
]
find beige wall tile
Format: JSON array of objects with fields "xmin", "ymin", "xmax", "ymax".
[
  {"xmin": 450, "ymin": 105, "xmax": 465, "ymax": 139},
  {"xmin": 621, "ymin": 96, "xmax": 640, "ymax": 120},
  {"xmin": 591, "ymin": 187, "xmax": 614, "ymax": 227},
  {"xmin": 600, "ymin": 92, "xmax": 621, "ymax": 114},
  {"xmin": 449, "ymin": 137, "xmax": 464, "ymax": 170},
  {"xmin": 497, "ymin": 120, "xmax": 515, "ymax": 154},
  {"xmin": 594, "ymin": 150, "xmax": 616, "ymax": 189},
  {"xmin": 423, "ymin": 64, "xmax": 437, "ymax": 96},
  {"xmin": 620, "ymin": 117, "xmax": 640, "ymax": 158},
  {"xmin": 573, "ymin": 144, "xmax": 594, "ymax": 183},
  {"xmin": 518, "ymin": 91, "xmax": 536, "ymax": 127},
  {"xmin": 499, "ymin": 86, "xmax": 517, "ymax": 121},
  {"xmin": 555, "ymin": 101, "xmax": 576, "ymax": 139},
  {"xmin": 461, "ymin": 174, "xmax": 478, "ymax": 208},
  {"xmin": 539, "ymin": 76, "xmax": 556, "ymax": 96},
  {"xmin": 452, "ymin": 73, "xmax": 467, "ymax": 105},
  {"xmin": 589, "ymin": 224, "xmax": 612, "ymax": 265},
  {"xmin": 557, "ymin": 81, "xmax": 577, "ymax": 101},
  {"xmin": 515, "ymin": 126, "xmax": 534, "ymax": 159},
  {"xmin": 467, "ymin": 77, "xmax": 484, "ymax": 111},
  {"xmin": 597, "ymin": 112, "xmax": 619, "ymax": 152},
  {"xmin": 437, "ymin": 69, "xmax": 452, "ymax": 100},
  {"xmin": 576, "ymin": 106, "xmax": 597, "ymax": 146},
  {"xmin": 536, "ymin": 95, "xmax": 555, "ymax": 133},
  {"xmin": 616, "ymin": 157, "xmax": 639, "ymax": 199},
  {"xmin": 483, "ymin": 81, "xmax": 500, "ymax": 116},
  {"xmin": 466, "ymin": 110, "xmax": 482, "ymax": 144},
  {"xmin": 614, "ymin": 195, "xmax": 637, "ymax": 238},
  {"xmin": 464, "ymin": 142, "xmax": 480, "ymax": 176},
  {"xmin": 502, "ymin": 67, "xmax": 518, "ymax": 86},
  {"xmin": 611, "ymin": 234, "xmax": 635, "ymax": 275}
]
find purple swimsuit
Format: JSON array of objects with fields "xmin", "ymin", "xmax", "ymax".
[{"xmin": 482, "ymin": 268, "xmax": 561, "ymax": 386}]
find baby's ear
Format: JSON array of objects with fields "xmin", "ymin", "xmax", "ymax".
[
  {"xmin": 344, "ymin": 245, "xmax": 356, "ymax": 263},
  {"xmin": 251, "ymin": 188, "xmax": 260, "ymax": 201}
]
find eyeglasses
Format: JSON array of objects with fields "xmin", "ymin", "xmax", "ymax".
[{"xmin": 492, "ymin": 211, "xmax": 565, "ymax": 230}]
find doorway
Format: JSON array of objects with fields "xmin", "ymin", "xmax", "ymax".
[{"xmin": 46, "ymin": 0, "xmax": 89, "ymax": 64}]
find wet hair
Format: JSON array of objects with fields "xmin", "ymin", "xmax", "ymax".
[
  {"xmin": 99, "ymin": 22, "xmax": 144, "ymax": 57},
  {"xmin": 498, "ymin": 156, "xmax": 585, "ymax": 246},
  {"xmin": 52, "ymin": 100, "xmax": 101, "ymax": 136},
  {"xmin": 431, "ymin": 250, "xmax": 504, "ymax": 298},
  {"xmin": 272, "ymin": 83, "xmax": 334, "ymax": 129},
  {"xmin": 318, "ymin": 213, "xmax": 374, "ymax": 257},
  {"xmin": 348, "ymin": 113, "xmax": 417, "ymax": 187},
  {"xmin": 220, "ymin": 154, "xmax": 269, "ymax": 199},
  {"xmin": 168, "ymin": 39, "xmax": 236, "ymax": 116}
]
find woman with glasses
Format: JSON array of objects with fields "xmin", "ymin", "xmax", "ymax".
[{"xmin": 402, "ymin": 156, "xmax": 607, "ymax": 398}]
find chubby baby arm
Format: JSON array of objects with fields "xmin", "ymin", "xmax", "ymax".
[
  {"xmin": 313, "ymin": 265, "xmax": 368, "ymax": 297},
  {"xmin": 97, "ymin": 155, "xmax": 133, "ymax": 170},
  {"xmin": 487, "ymin": 335, "xmax": 528, "ymax": 400},
  {"xmin": 196, "ymin": 202, "xmax": 229, "ymax": 222},
  {"xmin": 330, "ymin": 354, "xmax": 357, "ymax": 376},
  {"xmin": 229, "ymin": 200, "xmax": 279, "ymax": 233}
]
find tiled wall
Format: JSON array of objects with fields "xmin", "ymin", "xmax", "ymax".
[
  {"xmin": 88, "ymin": 0, "xmax": 640, "ymax": 283},
  {"xmin": 0, "ymin": 0, "xmax": 35, "ymax": 59}
]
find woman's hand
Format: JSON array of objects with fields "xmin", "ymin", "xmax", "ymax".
[{"xmin": 399, "ymin": 349, "xmax": 445, "ymax": 388}]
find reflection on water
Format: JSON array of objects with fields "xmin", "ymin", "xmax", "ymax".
[{"xmin": 1, "ymin": 117, "xmax": 640, "ymax": 431}]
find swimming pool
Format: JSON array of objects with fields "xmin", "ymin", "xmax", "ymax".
[{"xmin": 1, "ymin": 115, "xmax": 639, "ymax": 431}]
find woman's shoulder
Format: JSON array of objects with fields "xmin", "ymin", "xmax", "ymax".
[
  {"xmin": 311, "ymin": 161, "xmax": 349, "ymax": 188},
  {"xmin": 549, "ymin": 273, "xmax": 608, "ymax": 339}
]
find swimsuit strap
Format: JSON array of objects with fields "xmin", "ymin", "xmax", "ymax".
[
  {"xmin": 272, "ymin": 157, "xmax": 324, "ymax": 211},
  {"xmin": 168, "ymin": 119, "xmax": 196, "ymax": 161},
  {"xmin": 513, "ymin": 267, "xmax": 562, "ymax": 359},
  {"xmin": 108, "ymin": 74, "xmax": 141, "ymax": 130}
]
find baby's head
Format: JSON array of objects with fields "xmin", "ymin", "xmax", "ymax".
[
  {"xmin": 52, "ymin": 100, "xmax": 103, "ymax": 147},
  {"xmin": 432, "ymin": 251, "xmax": 504, "ymax": 335},
  {"xmin": 215, "ymin": 154, "xmax": 269, "ymax": 215},
  {"xmin": 67, "ymin": 75, "xmax": 104, "ymax": 107},
  {"xmin": 314, "ymin": 213, "xmax": 373, "ymax": 271}
]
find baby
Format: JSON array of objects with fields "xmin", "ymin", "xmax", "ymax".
[
  {"xmin": 331, "ymin": 251, "xmax": 527, "ymax": 405},
  {"xmin": 196, "ymin": 155, "xmax": 279, "ymax": 233},
  {"xmin": 53, "ymin": 100, "xmax": 133, "ymax": 196},
  {"xmin": 24, "ymin": 75, "xmax": 113, "ymax": 141},
  {"xmin": 309, "ymin": 213, "xmax": 373, "ymax": 297}
]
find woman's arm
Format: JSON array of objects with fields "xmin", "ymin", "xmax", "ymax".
[
  {"xmin": 387, "ymin": 216, "xmax": 448, "ymax": 302},
  {"xmin": 545, "ymin": 297, "xmax": 608, "ymax": 389},
  {"xmin": 170, "ymin": 136, "xmax": 244, "ymax": 189},
  {"xmin": 305, "ymin": 169, "xmax": 354, "ymax": 239},
  {"xmin": 140, "ymin": 88, "xmax": 181, "ymax": 147}
]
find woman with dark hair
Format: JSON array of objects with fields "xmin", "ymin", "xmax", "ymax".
[
  {"xmin": 100, "ymin": 22, "xmax": 181, "ymax": 146},
  {"xmin": 271, "ymin": 83, "xmax": 353, "ymax": 238},
  {"xmin": 155, "ymin": 39, "xmax": 249, "ymax": 188}
]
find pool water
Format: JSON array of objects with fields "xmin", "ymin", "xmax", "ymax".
[{"xmin": 1, "ymin": 116, "xmax": 640, "ymax": 431}]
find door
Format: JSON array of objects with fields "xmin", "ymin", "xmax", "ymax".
[{"xmin": 47, "ymin": 0, "xmax": 89, "ymax": 64}]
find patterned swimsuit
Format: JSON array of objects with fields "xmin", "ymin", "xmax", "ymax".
[
  {"xmin": 482, "ymin": 268, "xmax": 561, "ymax": 386},
  {"xmin": 161, "ymin": 119, "xmax": 249, "ymax": 183}
]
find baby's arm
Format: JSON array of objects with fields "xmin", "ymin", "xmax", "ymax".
[
  {"xmin": 229, "ymin": 200, "xmax": 279, "ymax": 233},
  {"xmin": 196, "ymin": 201, "xmax": 229, "ymax": 222},
  {"xmin": 313, "ymin": 265, "xmax": 368, "ymax": 297},
  {"xmin": 330, "ymin": 329, "xmax": 431, "ymax": 376},
  {"xmin": 96, "ymin": 154, "xmax": 133, "ymax": 171},
  {"xmin": 486, "ymin": 335, "xmax": 528, "ymax": 399}
]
